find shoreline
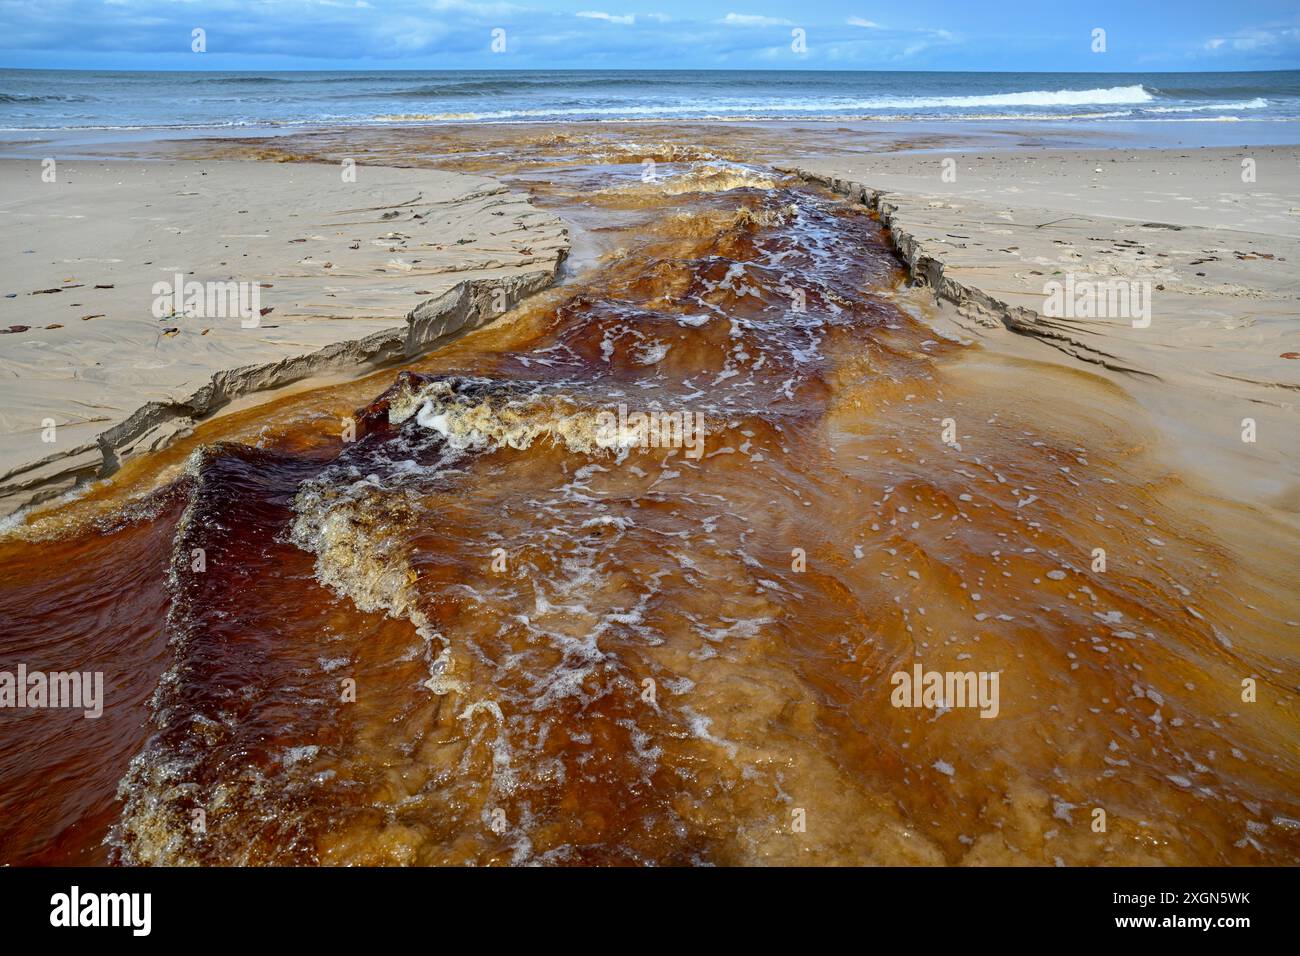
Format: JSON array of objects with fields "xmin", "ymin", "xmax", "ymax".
[{"xmin": 6, "ymin": 115, "xmax": 1300, "ymax": 162}]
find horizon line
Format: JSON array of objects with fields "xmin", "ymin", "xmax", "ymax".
[{"xmin": 2, "ymin": 66, "xmax": 1298, "ymax": 74}]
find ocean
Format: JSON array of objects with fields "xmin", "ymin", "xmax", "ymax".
[{"xmin": 2, "ymin": 68, "xmax": 1298, "ymax": 131}]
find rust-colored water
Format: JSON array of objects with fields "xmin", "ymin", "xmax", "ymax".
[{"xmin": 1, "ymin": 127, "xmax": 1296, "ymax": 865}]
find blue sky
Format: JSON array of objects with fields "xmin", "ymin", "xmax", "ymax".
[{"xmin": 1, "ymin": 0, "xmax": 1297, "ymax": 71}]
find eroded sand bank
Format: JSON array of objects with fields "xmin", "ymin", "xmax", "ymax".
[
  {"xmin": 0, "ymin": 159, "xmax": 568, "ymax": 516},
  {"xmin": 783, "ymin": 146, "xmax": 1299, "ymax": 514}
]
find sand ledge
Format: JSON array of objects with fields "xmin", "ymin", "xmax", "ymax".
[
  {"xmin": 783, "ymin": 148, "xmax": 1299, "ymax": 512},
  {"xmin": 0, "ymin": 159, "xmax": 570, "ymax": 516}
]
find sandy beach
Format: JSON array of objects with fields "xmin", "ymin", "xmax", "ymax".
[
  {"xmin": 785, "ymin": 145, "xmax": 1300, "ymax": 514},
  {"xmin": 20, "ymin": 130, "xmax": 1289, "ymax": 521},
  {"xmin": 0, "ymin": 159, "xmax": 567, "ymax": 515}
]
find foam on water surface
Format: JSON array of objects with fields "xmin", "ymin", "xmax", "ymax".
[{"xmin": 1, "ymin": 127, "xmax": 1296, "ymax": 866}]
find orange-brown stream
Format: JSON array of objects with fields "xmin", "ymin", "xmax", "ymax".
[{"xmin": 1, "ymin": 127, "xmax": 1296, "ymax": 865}]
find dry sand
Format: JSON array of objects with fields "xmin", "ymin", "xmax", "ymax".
[
  {"xmin": 783, "ymin": 146, "xmax": 1299, "ymax": 514},
  {"xmin": 0, "ymin": 159, "xmax": 568, "ymax": 515}
]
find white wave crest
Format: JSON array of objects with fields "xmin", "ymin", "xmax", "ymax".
[{"xmin": 880, "ymin": 85, "xmax": 1156, "ymax": 108}]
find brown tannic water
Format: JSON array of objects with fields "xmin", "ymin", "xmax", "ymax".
[{"xmin": 1, "ymin": 128, "xmax": 1296, "ymax": 865}]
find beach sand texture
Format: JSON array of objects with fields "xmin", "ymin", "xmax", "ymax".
[
  {"xmin": 786, "ymin": 146, "xmax": 1300, "ymax": 511},
  {"xmin": 0, "ymin": 159, "xmax": 568, "ymax": 515}
]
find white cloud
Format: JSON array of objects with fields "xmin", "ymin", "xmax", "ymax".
[
  {"xmin": 576, "ymin": 10, "xmax": 635, "ymax": 25},
  {"xmin": 847, "ymin": 17, "xmax": 882, "ymax": 29},
  {"xmin": 1201, "ymin": 26, "xmax": 1297, "ymax": 54},
  {"xmin": 721, "ymin": 13, "xmax": 793, "ymax": 27}
]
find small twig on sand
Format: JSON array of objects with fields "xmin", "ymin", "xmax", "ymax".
[{"xmin": 1034, "ymin": 217, "xmax": 1090, "ymax": 229}]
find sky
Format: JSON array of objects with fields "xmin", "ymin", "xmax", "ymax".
[{"xmin": 0, "ymin": 0, "xmax": 1297, "ymax": 72}]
